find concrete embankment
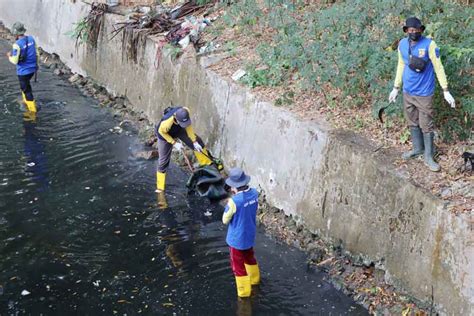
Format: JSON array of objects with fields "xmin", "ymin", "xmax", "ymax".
[{"xmin": 0, "ymin": 1, "xmax": 472, "ymax": 314}]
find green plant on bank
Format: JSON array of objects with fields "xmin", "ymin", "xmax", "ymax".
[
  {"xmin": 275, "ymin": 91, "xmax": 295, "ymax": 107},
  {"xmin": 353, "ymin": 115, "xmax": 365, "ymax": 130},
  {"xmin": 224, "ymin": 41, "xmax": 238, "ymax": 56},
  {"xmin": 208, "ymin": 24, "xmax": 225, "ymax": 38},
  {"xmin": 222, "ymin": 0, "xmax": 473, "ymax": 142},
  {"xmin": 222, "ymin": 0, "xmax": 262, "ymax": 27},
  {"xmin": 400, "ymin": 128, "xmax": 411, "ymax": 144},
  {"xmin": 196, "ymin": 0, "xmax": 215, "ymax": 5},
  {"xmin": 241, "ymin": 64, "xmax": 271, "ymax": 88},
  {"xmin": 164, "ymin": 43, "xmax": 182, "ymax": 61},
  {"xmin": 383, "ymin": 118, "xmax": 394, "ymax": 130},
  {"xmin": 65, "ymin": 17, "xmax": 90, "ymax": 46},
  {"xmin": 65, "ymin": 4, "xmax": 106, "ymax": 49}
]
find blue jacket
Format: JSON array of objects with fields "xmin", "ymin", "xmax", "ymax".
[
  {"xmin": 395, "ymin": 36, "xmax": 448, "ymax": 96},
  {"xmin": 9, "ymin": 36, "xmax": 38, "ymax": 76},
  {"xmin": 222, "ymin": 188, "xmax": 258, "ymax": 250}
]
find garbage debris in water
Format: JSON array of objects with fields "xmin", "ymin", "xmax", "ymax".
[
  {"xmin": 21, "ymin": 289, "xmax": 31, "ymax": 296},
  {"xmin": 186, "ymin": 165, "xmax": 228, "ymax": 201}
]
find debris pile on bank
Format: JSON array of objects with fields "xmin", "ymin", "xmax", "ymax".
[{"xmin": 108, "ymin": 0, "xmax": 216, "ymax": 65}]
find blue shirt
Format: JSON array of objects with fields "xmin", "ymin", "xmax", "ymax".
[
  {"xmin": 399, "ymin": 36, "xmax": 435, "ymax": 96},
  {"xmin": 223, "ymin": 188, "xmax": 258, "ymax": 250},
  {"xmin": 12, "ymin": 36, "xmax": 38, "ymax": 76}
]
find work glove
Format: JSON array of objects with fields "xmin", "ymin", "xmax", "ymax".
[
  {"xmin": 443, "ymin": 91, "xmax": 455, "ymax": 108},
  {"xmin": 388, "ymin": 88, "xmax": 399, "ymax": 103},
  {"xmin": 193, "ymin": 142, "xmax": 203, "ymax": 153},
  {"xmin": 173, "ymin": 142, "xmax": 184, "ymax": 151}
]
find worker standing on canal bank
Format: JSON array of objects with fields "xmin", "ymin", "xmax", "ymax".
[
  {"xmin": 388, "ymin": 17, "xmax": 455, "ymax": 172},
  {"xmin": 155, "ymin": 106, "xmax": 213, "ymax": 192},
  {"xmin": 222, "ymin": 168, "xmax": 260, "ymax": 298},
  {"xmin": 6, "ymin": 22, "xmax": 39, "ymax": 114}
]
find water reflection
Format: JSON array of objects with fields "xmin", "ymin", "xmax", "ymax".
[{"xmin": 22, "ymin": 115, "xmax": 48, "ymax": 192}]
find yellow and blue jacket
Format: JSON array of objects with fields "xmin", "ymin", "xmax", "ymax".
[
  {"xmin": 394, "ymin": 36, "xmax": 448, "ymax": 96},
  {"xmin": 155, "ymin": 107, "xmax": 197, "ymax": 144},
  {"xmin": 9, "ymin": 36, "xmax": 39, "ymax": 76},
  {"xmin": 222, "ymin": 188, "xmax": 258, "ymax": 250}
]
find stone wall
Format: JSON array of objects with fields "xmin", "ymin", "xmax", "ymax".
[{"xmin": 0, "ymin": 1, "xmax": 472, "ymax": 314}]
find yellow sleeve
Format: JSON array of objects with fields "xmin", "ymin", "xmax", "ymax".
[
  {"xmin": 158, "ymin": 116, "xmax": 177, "ymax": 144},
  {"xmin": 222, "ymin": 198, "xmax": 237, "ymax": 225},
  {"xmin": 184, "ymin": 125, "xmax": 197, "ymax": 143},
  {"xmin": 394, "ymin": 48, "xmax": 404, "ymax": 88},
  {"xmin": 429, "ymin": 41, "xmax": 448, "ymax": 90},
  {"xmin": 8, "ymin": 43, "xmax": 20, "ymax": 65}
]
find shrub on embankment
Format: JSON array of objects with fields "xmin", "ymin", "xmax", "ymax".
[{"xmin": 222, "ymin": 0, "xmax": 473, "ymax": 142}]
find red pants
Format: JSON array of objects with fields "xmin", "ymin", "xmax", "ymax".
[{"xmin": 230, "ymin": 247, "xmax": 257, "ymax": 276}]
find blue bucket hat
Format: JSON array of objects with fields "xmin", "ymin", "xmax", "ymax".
[
  {"xmin": 175, "ymin": 107, "xmax": 191, "ymax": 128},
  {"xmin": 225, "ymin": 167, "xmax": 251, "ymax": 188}
]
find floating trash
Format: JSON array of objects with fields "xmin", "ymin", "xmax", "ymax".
[{"xmin": 21, "ymin": 289, "xmax": 31, "ymax": 296}]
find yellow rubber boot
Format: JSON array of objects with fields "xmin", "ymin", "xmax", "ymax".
[
  {"xmin": 21, "ymin": 92, "xmax": 27, "ymax": 104},
  {"xmin": 156, "ymin": 172, "xmax": 166, "ymax": 192},
  {"xmin": 25, "ymin": 99, "xmax": 37, "ymax": 113},
  {"xmin": 235, "ymin": 275, "xmax": 251, "ymax": 298},
  {"xmin": 194, "ymin": 148, "xmax": 213, "ymax": 166},
  {"xmin": 245, "ymin": 264, "xmax": 260, "ymax": 285}
]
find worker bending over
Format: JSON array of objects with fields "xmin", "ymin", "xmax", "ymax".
[{"xmin": 155, "ymin": 106, "xmax": 213, "ymax": 192}]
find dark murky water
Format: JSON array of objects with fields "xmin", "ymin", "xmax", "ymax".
[{"xmin": 0, "ymin": 40, "xmax": 366, "ymax": 315}]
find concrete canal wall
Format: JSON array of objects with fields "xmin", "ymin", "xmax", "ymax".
[{"xmin": 1, "ymin": 1, "xmax": 472, "ymax": 314}]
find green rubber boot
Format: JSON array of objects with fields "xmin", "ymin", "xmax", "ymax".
[
  {"xmin": 402, "ymin": 127, "xmax": 424, "ymax": 160},
  {"xmin": 423, "ymin": 132, "xmax": 440, "ymax": 172}
]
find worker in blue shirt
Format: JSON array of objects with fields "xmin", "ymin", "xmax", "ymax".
[
  {"xmin": 388, "ymin": 17, "xmax": 456, "ymax": 172},
  {"xmin": 222, "ymin": 167, "xmax": 260, "ymax": 298},
  {"xmin": 7, "ymin": 22, "xmax": 39, "ymax": 115}
]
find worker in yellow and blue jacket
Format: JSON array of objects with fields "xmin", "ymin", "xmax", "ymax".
[
  {"xmin": 222, "ymin": 167, "xmax": 260, "ymax": 298},
  {"xmin": 7, "ymin": 22, "xmax": 39, "ymax": 115},
  {"xmin": 154, "ymin": 106, "xmax": 213, "ymax": 192},
  {"xmin": 388, "ymin": 17, "xmax": 456, "ymax": 172}
]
